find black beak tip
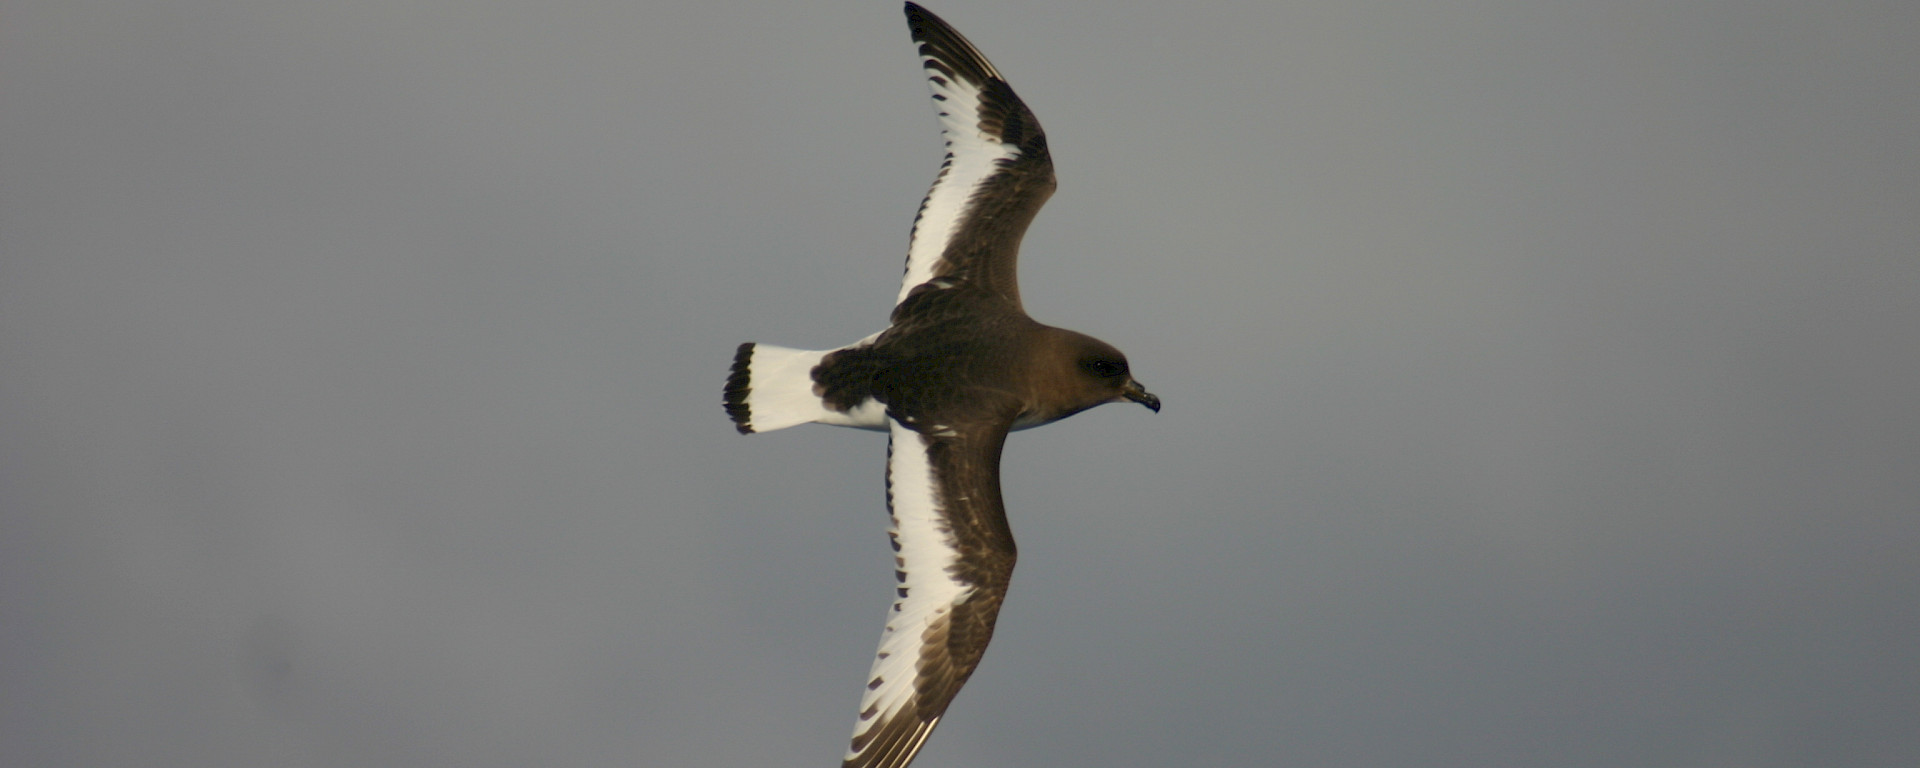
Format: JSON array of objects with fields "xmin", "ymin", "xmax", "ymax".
[{"xmin": 1123, "ymin": 382, "xmax": 1161, "ymax": 413}]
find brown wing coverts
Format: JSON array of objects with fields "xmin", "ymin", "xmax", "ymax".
[
  {"xmin": 846, "ymin": 425, "xmax": 1016, "ymax": 768},
  {"xmin": 905, "ymin": 2, "xmax": 1055, "ymax": 306}
]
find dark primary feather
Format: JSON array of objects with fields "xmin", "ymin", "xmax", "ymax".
[
  {"xmin": 903, "ymin": 1, "xmax": 1056, "ymax": 308},
  {"xmin": 845, "ymin": 424, "xmax": 1015, "ymax": 768}
]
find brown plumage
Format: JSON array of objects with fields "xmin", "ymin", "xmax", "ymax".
[{"xmin": 722, "ymin": 5, "xmax": 1158, "ymax": 768}]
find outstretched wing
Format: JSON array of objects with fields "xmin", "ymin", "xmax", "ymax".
[
  {"xmin": 897, "ymin": 2, "xmax": 1056, "ymax": 310},
  {"xmin": 844, "ymin": 416, "xmax": 1016, "ymax": 768}
]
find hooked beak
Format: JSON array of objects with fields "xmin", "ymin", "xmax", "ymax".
[{"xmin": 1120, "ymin": 378, "xmax": 1161, "ymax": 413}]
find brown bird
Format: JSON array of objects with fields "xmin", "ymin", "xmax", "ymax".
[{"xmin": 724, "ymin": 4, "xmax": 1158, "ymax": 767}]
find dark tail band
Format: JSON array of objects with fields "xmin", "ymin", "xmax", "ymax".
[{"xmin": 724, "ymin": 342, "xmax": 756, "ymax": 434}]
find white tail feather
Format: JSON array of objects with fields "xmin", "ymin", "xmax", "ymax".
[{"xmin": 725, "ymin": 337, "xmax": 888, "ymax": 434}]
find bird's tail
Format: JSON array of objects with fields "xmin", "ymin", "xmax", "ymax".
[{"xmin": 725, "ymin": 339, "xmax": 887, "ymax": 434}]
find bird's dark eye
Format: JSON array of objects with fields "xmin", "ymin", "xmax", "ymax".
[{"xmin": 1083, "ymin": 358, "xmax": 1126, "ymax": 378}]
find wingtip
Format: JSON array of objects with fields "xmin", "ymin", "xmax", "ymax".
[{"xmin": 903, "ymin": 2, "xmax": 932, "ymax": 31}]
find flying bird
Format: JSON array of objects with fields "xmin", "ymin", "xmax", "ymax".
[{"xmin": 724, "ymin": 4, "xmax": 1159, "ymax": 767}]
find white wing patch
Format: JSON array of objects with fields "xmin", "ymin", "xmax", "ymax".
[
  {"xmin": 897, "ymin": 47, "xmax": 1022, "ymax": 306},
  {"xmin": 844, "ymin": 420, "xmax": 971, "ymax": 764}
]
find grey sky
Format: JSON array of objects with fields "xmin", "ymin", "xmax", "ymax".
[{"xmin": 4, "ymin": 1, "xmax": 1917, "ymax": 766}]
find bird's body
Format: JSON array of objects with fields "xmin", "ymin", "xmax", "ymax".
[{"xmin": 724, "ymin": 5, "xmax": 1157, "ymax": 767}]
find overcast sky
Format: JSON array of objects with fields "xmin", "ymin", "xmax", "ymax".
[{"xmin": 4, "ymin": 1, "xmax": 1917, "ymax": 766}]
